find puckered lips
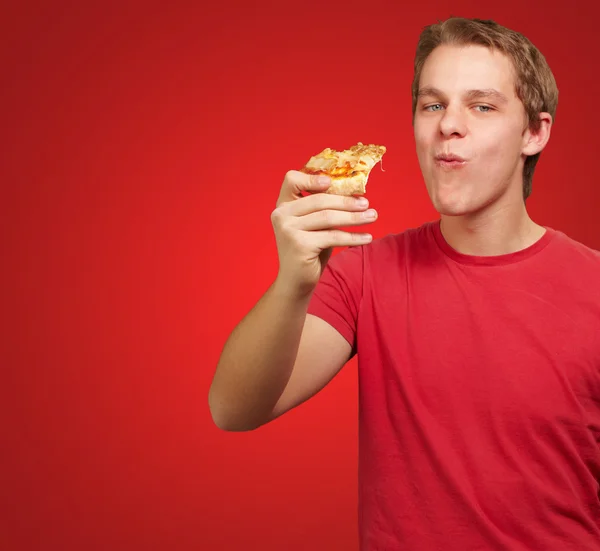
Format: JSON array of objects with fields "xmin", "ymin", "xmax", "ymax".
[{"xmin": 434, "ymin": 153, "xmax": 467, "ymax": 169}]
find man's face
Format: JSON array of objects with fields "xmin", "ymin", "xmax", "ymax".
[{"xmin": 414, "ymin": 44, "xmax": 530, "ymax": 217}]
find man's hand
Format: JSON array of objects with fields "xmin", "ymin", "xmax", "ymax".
[{"xmin": 271, "ymin": 170, "xmax": 377, "ymax": 298}]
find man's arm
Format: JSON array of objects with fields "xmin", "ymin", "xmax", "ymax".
[
  {"xmin": 208, "ymin": 281, "xmax": 351, "ymax": 431},
  {"xmin": 208, "ymin": 169, "xmax": 374, "ymax": 431}
]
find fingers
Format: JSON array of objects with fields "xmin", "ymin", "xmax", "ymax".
[
  {"xmin": 283, "ymin": 191, "xmax": 368, "ymax": 217},
  {"xmin": 276, "ymin": 170, "xmax": 330, "ymax": 206},
  {"xmin": 272, "ymin": 172, "xmax": 377, "ymax": 233},
  {"xmin": 297, "ymin": 207, "xmax": 378, "ymax": 231},
  {"xmin": 313, "ymin": 229, "xmax": 373, "ymax": 248},
  {"xmin": 272, "ymin": 169, "xmax": 377, "ymax": 251}
]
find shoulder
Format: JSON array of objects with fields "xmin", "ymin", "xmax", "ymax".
[
  {"xmin": 544, "ymin": 228, "xmax": 600, "ymax": 294},
  {"xmin": 363, "ymin": 220, "xmax": 436, "ymax": 263},
  {"xmin": 548, "ymin": 227, "xmax": 600, "ymax": 265},
  {"xmin": 324, "ymin": 222, "xmax": 434, "ymax": 277},
  {"xmin": 326, "ymin": 220, "xmax": 443, "ymax": 274},
  {"xmin": 368, "ymin": 220, "xmax": 434, "ymax": 249}
]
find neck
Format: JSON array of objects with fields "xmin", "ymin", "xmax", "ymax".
[{"xmin": 439, "ymin": 200, "xmax": 546, "ymax": 257}]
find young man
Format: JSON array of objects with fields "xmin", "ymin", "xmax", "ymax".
[{"xmin": 209, "ymin": 17, "xmax": 600, "ymax": 550}]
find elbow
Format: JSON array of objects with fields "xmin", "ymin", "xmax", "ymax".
[
  {"xmin": 210, "ymin": 411, "xmax": 263, "ymax": 432},
  {"xmin": 208, "ymin": 387, "xmax": 263, "ymax": 432},
  {"xmin": 208, "ymin": 387, "xmax": 233, "ymax": 431}
]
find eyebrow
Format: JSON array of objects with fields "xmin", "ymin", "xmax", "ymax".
[{"xmin": 417, "ymin": 86, "xmax": 509, "ymax": 104}]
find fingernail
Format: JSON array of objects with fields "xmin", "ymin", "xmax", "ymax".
[
  {"xmin": 317, "ymin": 176, "xmax": 330, "ymax": 185},
  {"xmin": 356, "ymin": 197, "xmax": 368, "ymax": 206}
]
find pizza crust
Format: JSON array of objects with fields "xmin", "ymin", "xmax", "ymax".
[{"xmin": 300, "ymin": 142, "xmax": 386, "ymax": 196}]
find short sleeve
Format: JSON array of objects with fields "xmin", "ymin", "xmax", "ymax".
[{"xmin": 306, "ymin": 245, "xmax": 365, "ymax": 355}]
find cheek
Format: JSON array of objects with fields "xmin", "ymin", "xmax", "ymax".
[
  {"xmin": 476, "ymin": 121, "xmax": 524, "ymax": 159},
  {"xmin": 476, "ymin": 135, "xmax": 521, "ymax": 174},
  {"xmin": 413, "ymin": 126, "xmax": 432, "ymax": 160}
]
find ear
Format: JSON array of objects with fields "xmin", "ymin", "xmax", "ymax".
[{"xmin": 522, "ymin": 112, "xmax": 552, "ymax": 156}]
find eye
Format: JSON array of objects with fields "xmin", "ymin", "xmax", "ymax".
[
  {"xmin": 424, "ymin": 104, "xmax": 444, "ymax": 112},
  {"xmin": 475, "ymin": 105, "xmax": 493, "ymax": 113}
]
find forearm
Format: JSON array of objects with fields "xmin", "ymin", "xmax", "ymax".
[{"xmin": 208, "ymin": 279, "xmax": 312, "ymax": 431}]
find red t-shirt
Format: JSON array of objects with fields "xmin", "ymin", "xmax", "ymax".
[{"xmin": 307, "ymin": 220, "xmax": 600, "ymax": 550}]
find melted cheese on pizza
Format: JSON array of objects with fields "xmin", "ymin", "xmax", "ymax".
[{"xmin": 301, "ymin": 143, "xmax": 386, "ymax": 179}]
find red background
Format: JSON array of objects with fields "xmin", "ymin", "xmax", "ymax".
[{"xmin": 3, "ymin": 1, "xmax": 600, "ymax": 550}]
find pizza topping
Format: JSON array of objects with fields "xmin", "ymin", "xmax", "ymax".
[
  {"xmin": 299, "ymin": 142, "xmax": 386, "ymax": 196},
  {"xmin": 301, "ymin": 142, "xmax": 386, "ymax": 180}
]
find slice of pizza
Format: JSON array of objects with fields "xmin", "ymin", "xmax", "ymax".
[{"xmin": 300, "ymin": 142, "xmax": 386, "ymax": 196}]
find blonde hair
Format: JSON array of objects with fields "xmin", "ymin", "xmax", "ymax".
[{"xmin": 412, "ymin": 17, "xmax": 559, "ymax": 200}]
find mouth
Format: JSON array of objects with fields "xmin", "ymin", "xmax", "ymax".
[{"xmin": 434, "ymin": 154, "xmax": 467, "ymax": 169}]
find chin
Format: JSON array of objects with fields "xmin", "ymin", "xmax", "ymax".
[
  {"xmin": 426, "ymin": 176, "xmax": 497, "ymax": 218},
  {"xmin": 432, "ymin": 192, "xmax": 502, "ymax": 219},
  {"xmin": 428, "ymin": 185, "xmax": 473, "ymax": 216},
  {"xmin": 434, "ymin": 203, "xmax": 474, "ymax": 217}
]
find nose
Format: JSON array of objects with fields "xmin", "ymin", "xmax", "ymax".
[{"xmin": 439, "ymin": 106, "xmax": 467, "ymax": 138}]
